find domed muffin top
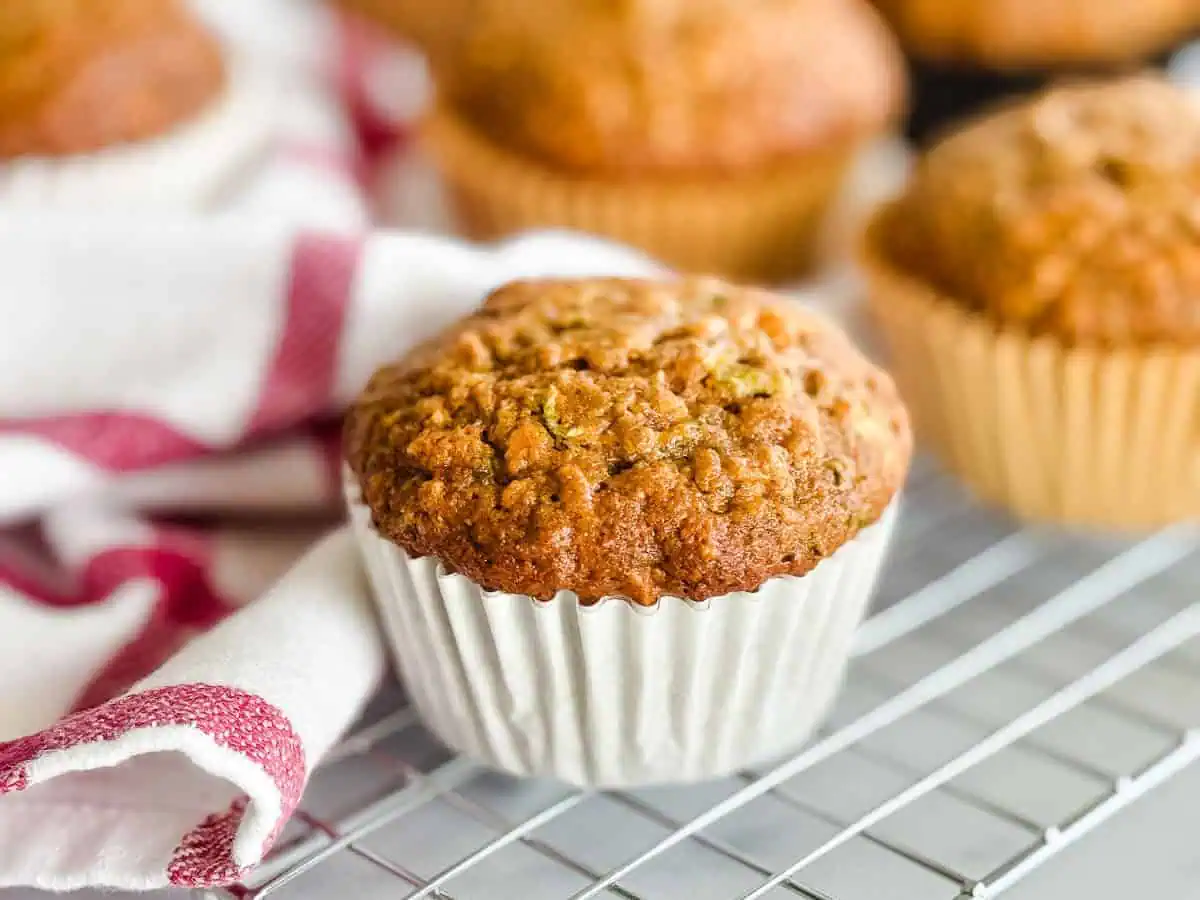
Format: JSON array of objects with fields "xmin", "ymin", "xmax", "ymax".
[
  {"xmin": 346, "ymin": 277, "xmax": 911, "ymax": 605},
  {"xmin": 875, "ymin": 76, "xmax": 1200, "ymax": 345},
  {"xmin": 434, "ymin": 0, "xmax": 905, "ymax": 174},
  {"xmin": 871, "ymin": 0, "xmax": 1200, "ymax": 66},
  {"xmin": 0, "ymin": 0, "xmax": 224, "ymax": 158}
]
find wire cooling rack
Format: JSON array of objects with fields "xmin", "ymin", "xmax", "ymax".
[{"xmin": 191, "ymin": 455, "xmax": 1200, "ymax": 900}]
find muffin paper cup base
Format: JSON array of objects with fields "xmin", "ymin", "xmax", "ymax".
[
  {"xmin": 422, "ymin": 105, "xmax": 853, "ymax": 285},
  {"xmin": 863, "ymin": 235, "xmax": 1200, "ymax": 529},
  {"xmin": 347, "ymin": 471, "xmax": 897, "ymax": 787},
  {"xmin": 0, "ymin": 56, "xmax": 277, "ymax": 211}
]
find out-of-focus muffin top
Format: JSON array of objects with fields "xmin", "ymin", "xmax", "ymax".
[
  {"xmin": 435, "ymin": 0, "xmax": 905, "ymax": 175},
  {"xmin": 0, "ymin": 0, "xmax": 225, "ymax": 158},
  {"xmin": 872, "ymin": 0, "xmax": 1200, "ymax": 67},
  {"xmin": 346, "ymin": 277, "xmax": 911, "ymax": 605},
  {"xmin": 876, "ymin": 76, "xmax": 1200, "ymax": 345}
]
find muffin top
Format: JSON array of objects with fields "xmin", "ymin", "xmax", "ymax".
[
  {"xmin": 874, "ymin": 76, "xmax": 1200, "ymax": 345},
  {"xmin": 872, "ymin": 0, "xmax": 1200, "ymax": 67},
  {"xmin": 435, "ymin": 0, "xmax": 905, "ymax": 175},
  {"xmin": 346, "ymin": 277, "xmax": 911, "ymax": 605},
  {"xmin": 0, "ymin": 0, "xmax": 225, "ymax": 158}
]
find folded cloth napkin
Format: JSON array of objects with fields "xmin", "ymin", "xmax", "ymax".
[
  {"xmin": 0, "ymin": 529, "xmax": 380, "ymax": 891},
  {"xmin": 0, "ymin": 2, "xmax": 658, "ymax": 892}
]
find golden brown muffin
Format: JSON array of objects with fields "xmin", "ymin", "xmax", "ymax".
[
  {"xmin": 438, "ymin": 0, "xmax": 905, "ymax": 175},
  {"xmin": 420, "ymin": 0, "xmax": 906, "ymax": 281},
  {"xmin": 876, "ymin": 75, "xmax": 1200, "ymax": 346},
  {"xmin": 346, "ymin": 277, "xmax": 911, "ymax": 605},
  {"xmin": 873, "ymin": 0, "xmax": 1200, "ymax": 68},
  {"xmin": 862, "ymin": 75, "xmax": 1200, "ymax": 528},
  {"xmin": 0, "ymin": 0, "xmax": 225, "ymax": 158}
]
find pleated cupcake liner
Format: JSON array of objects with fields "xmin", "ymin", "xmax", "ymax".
[
  {"xmin": 861, "ymin": 232, "xmax": 1200, "ymax": 530},
  {"xmin": 0, "ymin": 57, "xmax": 277, "ymax": 211},
  {"xmin": 346, "ymin": 469, "xmax": 897, "ymax": 787},
  {"xmin": 420, "ymin": 103, "xmax": 855, "ymax": 285}
]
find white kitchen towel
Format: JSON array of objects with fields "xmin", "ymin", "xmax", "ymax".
[{"xmin": 0, "ymin": 529, "xmax": 381, "ymax": 891}]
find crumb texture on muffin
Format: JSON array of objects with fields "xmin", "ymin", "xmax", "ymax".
[
  {"xmin": 876, "ymin": 76, "xmax": 1200, "ymax": 345},
  {"xmin": 872, "ymin": 0, "xmax": 1200, "ymax": 66},
  {"xmin": 346, "ymin": 277, "xmax": 911, "ymax": 605},
  {"xmin": 0, "ymin": 0, "xmax": 225, "ymax": 158},
  {"xmin": 435, "ymin": 0, "xmax": 904, "ymax": 174}
]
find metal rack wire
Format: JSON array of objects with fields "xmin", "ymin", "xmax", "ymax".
[{"xmin": 200, "ymin": 457, "xmax": 1200, "ymax": 900}]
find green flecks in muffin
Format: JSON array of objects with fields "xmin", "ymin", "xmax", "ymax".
[
  {"xmin": 824, "ymin": 457, "xmax": 849, "ymax": 487},
  {"xmin": 378, "ymin": 408, "xmax": 405, "ymax": 428},
  {"xmin": 661, "ymin": 420, "xmax": 703, "ymax": 457},
  {"xmin": 702, "ymin": 345, "xmax": 738, "ymax": 373},
  {"xmin": 718, "ymin": 364, "xmax": 788, "ymax": 399},
  {"xmin": 541, "ymin": 386, "xmax": 583, "ymax": 441}
]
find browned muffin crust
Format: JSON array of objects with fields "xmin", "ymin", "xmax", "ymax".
[
  {"xmin": 875, "ymin": 76, "xmax": 1200, "ymax": 346},
  {"xmin": 872, "ymin": 0, "xmax": 1200, "ymax": 67},
  {"xmin": 435, "ymin": 0, "xmax": 905, "ymax": 175},
  {"xmin": 347, "ymin": 277, "xmax": 911, "ymax": 605},
  {"xmin": 0, "ymin": 0, "xmax": 225, "ymax": 158}
]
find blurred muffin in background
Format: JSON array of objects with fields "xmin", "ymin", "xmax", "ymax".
[
  {"xmin": 421, "ymin": 0, "xmax": 906, "ymax": 283},
  {"xmin": 0, "ymin": 0, "xmax": 275, "ymax": 209},
  {"xmin": 872, "ymin": 0, "xmax": 1200, "ymax": 142},
  {"xmin": 862, "ymin": 75, "xmax": 1200, "ymax": 528}
]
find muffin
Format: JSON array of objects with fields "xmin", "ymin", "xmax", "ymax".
[
  {"xmin": 862, "ymin": 75, "xmax": 1200, "ymax": 528},
  {"xmin": 345, "ymin": 276, "xmax": 911, "ymax": 786},
  {"xmin": 0, "ymin": 0, "xmax": 274, "ymax": 209},
  {"xmin": 420, "ymin": 0, "xmax": 906, "ymax": 283},
  {"xmin": 872, "ymin": 0, "xmax": 1200, "ymax": 142}
]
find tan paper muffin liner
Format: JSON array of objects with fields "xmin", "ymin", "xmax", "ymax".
[
  {"xmin": 346, "ymin": 468, "xmax": 897, "ymax": 787},
  {"xmin": 861, "ymin": 230, "xmax": 1200, "ymax": 530},
  {"xmin": 0, "ymin": 57, "xmax": 276, "ymax": 211},
  {"xmin": 421, "ymin": 103, "xmax": 855, "ymax": 284}
]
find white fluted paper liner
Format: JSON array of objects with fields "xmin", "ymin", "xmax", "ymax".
[
  {"xmin": 0, "ymin": 57, "xmax": 277, "ymax": 211},
  {"xmin": 347, "ymin": 473, "xmax": 896, "ymax": 787}
]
